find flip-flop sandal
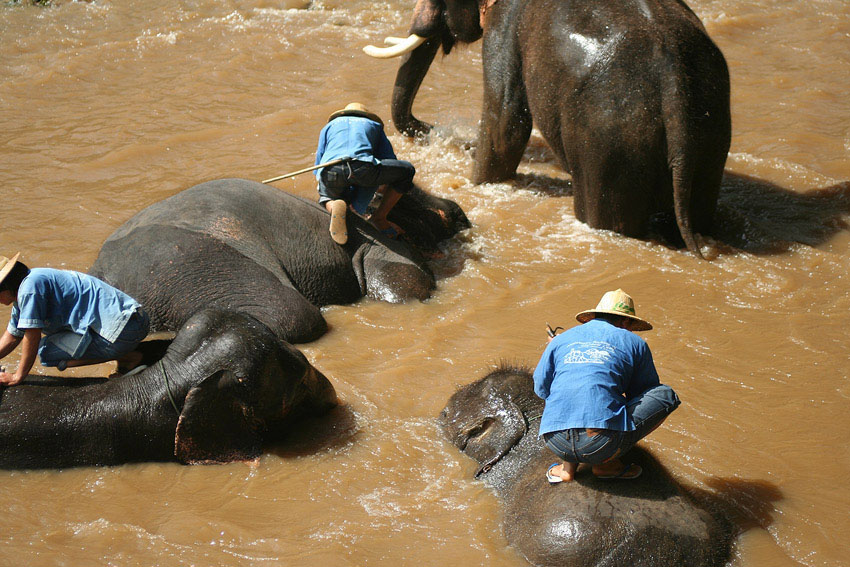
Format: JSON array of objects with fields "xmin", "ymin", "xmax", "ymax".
[
  {"xmin": 546, "ymin": 462, "xmax": 564, "ymax": 484},
  {"xmin": 380, "ymin": 226, "xmax": 400, "ymax": 239},
  {"xmin": 328, "ymin": 200, "xmax": 348, "ymax": 245},
  {"xmin": 594, "ymin": 462, "xmax": 643, "ymax": 480}
]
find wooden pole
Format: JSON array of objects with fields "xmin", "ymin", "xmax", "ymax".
[{"xmin": 262, "ymin": 158, "xmax": 349, "ymax": 184}]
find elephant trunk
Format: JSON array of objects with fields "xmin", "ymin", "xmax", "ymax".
[{"xmin": 391, "ymin": 37, "xmax": 441, "ymax": 136}]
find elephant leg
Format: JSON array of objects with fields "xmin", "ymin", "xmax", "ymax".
[{"xmin": 473, "ymin": 25, "xmax": 533, "ymax": 184}]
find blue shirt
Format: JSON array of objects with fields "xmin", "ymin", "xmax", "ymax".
[
  {"xmin": 533, "ymin": 318, "xmax": 660, "ymax": 435},
  {"xmin": 314, "ymin": 115, "xmax": 397, "ymax": 179},
  {"xmin": 7, "ymin": 268, "xmax": 141, "ymax": 357}
]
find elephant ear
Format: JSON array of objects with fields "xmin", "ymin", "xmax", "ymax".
[
  {"xmin": 465, "ymin": 398, "xmax": 527, "ymax": 475},
  {"xmin": 174, "ymin": 370, "xmax": 262, "ymax": 464}
]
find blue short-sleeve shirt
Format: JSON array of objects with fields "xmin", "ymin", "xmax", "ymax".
[
  {"xmin": 532, "ymin": 318, "xmax": 660, "ymax": 435},
  {"xmin": 314, "ymin": 115, "xmax": 397, "ymax": 178},
  {"xmin": 7, "ymin": 268, "xmax": 141, "ymax": 357}
]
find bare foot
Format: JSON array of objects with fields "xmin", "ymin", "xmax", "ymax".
[
  {"xmin": 369, "ymin": 216, "xmax": 403, "ymax": 238},
  {"xmin": 327, "ymin": 199, "xmax": 348, "ymax": 244},
  {"xmin": 550, "ymin": 462, "xmax": 578, "ymax": 482}
]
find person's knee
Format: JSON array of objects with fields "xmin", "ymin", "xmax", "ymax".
[{"xmin": 653, "ymin": 384, "xmax": 681, "ymax": 412}]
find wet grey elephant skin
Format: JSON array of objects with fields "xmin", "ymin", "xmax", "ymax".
[
  {"xmin": 390, "ymin": 0, "xmax": 731, "ymax": 256},
  {"xmin": 439, "ymin": 365, "xmax": 734, "ymax": 567},
  {"xmin": 91, "ymin": 178, "xmax": 467, "ymax": 344},
  {"xmin": 0, "ymin": 309, "xmax": 338, "ymax": 469}
]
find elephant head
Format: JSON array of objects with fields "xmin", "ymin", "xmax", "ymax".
[
  {"xmin": 439, "ymin": 365, "xmax": 543, "ymax": 476},
  {"xmin": 364, "ymin": 0, "xmax": 491, "ymax": 135},
  {"xmin": 158, "ymin": 309, "xmax": 338, "ymax": 464}
]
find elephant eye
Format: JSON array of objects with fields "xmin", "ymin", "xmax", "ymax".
[{"xmin": 467, "ymin": 418, "xmax": 495, "ymax": 439}]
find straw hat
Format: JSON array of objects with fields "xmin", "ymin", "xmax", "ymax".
[
  {"xmin": 327, "ymin": 102, "xmax": 384, "ymax": 127},
  {"xmin": 575, "ymin": 289, "xmax": 652, "ymax": 331},
  {"xmin": 0, "ymin": 252, "xmax": 21, "ymax": 288}
]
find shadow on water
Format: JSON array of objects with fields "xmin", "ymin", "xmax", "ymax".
[
  {"xmin": 267, "ymin": 403, "xmax": 360, "ymax": 458},
  {"xmin": 695, "ymin": 476, "xmax": 785, "ymax": 532},
  {"xmin": 713, "ymin": 172, "xmax": 850, "ymax": 255},
  {"xmin": 513, "ymin": 168, "xmax": 850, "ymax": 256}
]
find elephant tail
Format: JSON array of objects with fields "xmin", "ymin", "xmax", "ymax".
[
  {"xmin": 663, "ymin": 81, "xmax": 705, "ymax": 259},
  {"xmin": 670, "ymin": 155, "xmax": 704, "ymax": 259}
]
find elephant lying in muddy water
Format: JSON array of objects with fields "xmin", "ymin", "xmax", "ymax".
[
  {"xmin": 367, "ymin": 0, "xmax": 731, "ymax": 256},
  {"xmin": 439, "ymin": 365, "xmax": 734, "ymax": 567},
  {"xmin": 90, "ymin": 178, "xmax": 468, "ymax": 344},
  {"xmin": 0, "ymin": 309, "xmax": 337, "ymax": 469}
]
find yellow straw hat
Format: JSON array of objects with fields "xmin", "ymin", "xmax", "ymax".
[
  {"xmin": 575, "ymin": 289, "xmax": 652, "ymax": 331},
  {"xmin": 0, "ymin": 252, "xmax": 21, "ymax": 288},
  {"xmin": 327, "ymin": 102, "xmax": 384, "ymax": 127}
]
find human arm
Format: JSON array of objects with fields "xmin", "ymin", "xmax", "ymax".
[
  {"xmin": 532, "ymin": 342, "xmax": 557, "ymax": 399},
  {"xmin": 624, "ymin": 341, "xmax": 660, "ymax": 399},
  {"xmin": 374, "ymin": 129, "xmax": 397, "ymax": 161},
  {"xmin": 0, "ymin": 328, "xmax": 39, "ymax": 385},
  {"xmin": 0, "ymin": 329, "xmax": 22, "ymax": 360}
]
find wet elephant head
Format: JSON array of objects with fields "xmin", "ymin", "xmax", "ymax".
[
  {"xmin": 364, "ymin": 0, "xmax": 489, "ymax": 135},
  {"xmin": 439, "ymin": 365, "xmax": 543, "ymax": 475},
  {"xmin": 166, "ymin": 309, "xmax": 339, "ymax": 464}
]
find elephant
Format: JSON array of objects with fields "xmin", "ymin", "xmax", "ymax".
[
  {"xmin": 90, "ymin": 178, "xmax": 469, "ymax": 344},
  {"xmin": 0, "ymin": 309, "xmax": 338, "ymax": 469},
  {"xmin": 365, "ymin": 0, "xmax": 731, "ymax": 256},
  {"xmin": 439, "ymin": 365, "xmax": 734, "ymax": 567}
]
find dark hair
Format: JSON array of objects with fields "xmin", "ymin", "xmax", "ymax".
[
  {"xmin": 0, "ymin": 261, "xmax": 30, "ymax": 295},
  {"xmin": 595, "ymin": 312, "xmax": 632, "ymax": 326}
]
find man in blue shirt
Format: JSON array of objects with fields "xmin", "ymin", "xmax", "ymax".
[
  {"xmin": 314, "ymin": 103, "xmax": 416, "ymax": 245},
  {"xmin": 533, "ymin": 289, "xmax": 680, "ymax": 483},
  {"xmin": 0, "ymin": 253, "xmax": 149, "ymax": 385}
]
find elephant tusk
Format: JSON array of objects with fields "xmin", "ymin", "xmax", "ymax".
[{"xmin": 363, "ymin": 34, "xmax": 427, "ymax": 59}]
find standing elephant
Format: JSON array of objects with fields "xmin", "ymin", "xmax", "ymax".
[
  {"xmin": 90, "ymin": 178, "xmax": 468, "ymax": 344},
  {"xmin": 439, "ymin": 365, "xmax": 734, "ymax": 567},
  {"xmin": 0, "ymin": 309, "xmax": 338, "ymax": 469},
  {"xmin": 365, "ymin": 0, "xmax": 731, "ymax": 256}
]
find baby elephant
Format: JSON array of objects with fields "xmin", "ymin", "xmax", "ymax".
[
  {"xmin": 0, "ymin": 309, "xmax": 338, "ymax": 469},
  {"xmin": 440, "ymin": 365, "xmax": 734, "ymax": 567}
]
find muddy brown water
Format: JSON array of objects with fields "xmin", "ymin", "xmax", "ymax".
[{"xmin": 1, "ymin": 1, "xmax": 848, "ymax": 565}]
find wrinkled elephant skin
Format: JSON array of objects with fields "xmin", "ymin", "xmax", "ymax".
[
  {"xmin": 91, "ymin": 179, "xmax": 466, "ymax": 343},
  {"xmin": 439, "ymin": 366, "xmax": 734, "ymax": 566},
  {"xmin": 0, "ymin": 309, "xmax": 337, "ymax": 469},
  {"xmin": 391, "ymin": 0, "xmax": 731, "ymax": 256}
]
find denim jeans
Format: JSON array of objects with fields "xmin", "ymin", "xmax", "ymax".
[
  {"xmin": 39, "ymin": 309, "xmax": 150, "ymax": 368},
  {"xmin": 543, "ymin": 384, "xmax": 680, "ymax": 465},
  {"xmin": 318, "ymin": 159, "xmax": 415, "ymax": 214}
]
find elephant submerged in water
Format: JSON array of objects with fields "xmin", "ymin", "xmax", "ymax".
[
  {"xmin": 0, "ymin": 309, "xmax": 338, "ymax": 469},
  {"xmin": 90, "ymin": 178, "xmax": 469, "ymax": 344},
  {"xmin": 366, "ymin": 0, "xmax": 731, "ymax": 256},
  {"xmin": 439, "ymin": 365, "xmax": 734, "ymax": 567}
]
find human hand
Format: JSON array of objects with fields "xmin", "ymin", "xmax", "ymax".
[{"xmin": 0, "ymin": 370, "xmax": 23, "ymax": 386}]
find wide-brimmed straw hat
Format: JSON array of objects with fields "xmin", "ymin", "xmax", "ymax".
[
  {"xmin": 0, "ymin": 252, "xmax": 21, "ymax": 288},
  {"xmin": 327, "ymin": 102, "xmax": 383, "ymax": 127},
  {"xmin": 575, "ymin": 289, "xmax": 652, "ymax": 331}
]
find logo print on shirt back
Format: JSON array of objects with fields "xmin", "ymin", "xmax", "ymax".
[{"xmin": 562, "ymin": 341, "xmax": 614, "ymax": 364}]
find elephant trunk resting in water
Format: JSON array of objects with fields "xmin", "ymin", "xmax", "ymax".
[
  {"xmin": 367, "ymin": 0, "xmax": 731, "ymax": 257},
  {"xmin": 0, "ymin": 309, "xmax": 338, "ymax": 469},
  {"xmin": 90, "ymin": 178, "xmax": 469, "ymax": 345},
  {"xmin": 439, "ymin": 365, "xmax": 734, "ymax": 567}
]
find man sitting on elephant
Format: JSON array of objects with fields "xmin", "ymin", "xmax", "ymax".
[
  {"xmin": 0, "ymin": 253, "xmax": 149, "ymax": 384},
  {"xmin": 534, "ymin": 289, "xmax": 680, "ymax": 483},
  {"xmin": 315, "ymin": 102, "xmax": 416, "ymax": 245}
]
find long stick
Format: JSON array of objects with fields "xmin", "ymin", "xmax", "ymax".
[{"xmin": 262, "ymin": 158, "xmax": 349, "ymax": 184}]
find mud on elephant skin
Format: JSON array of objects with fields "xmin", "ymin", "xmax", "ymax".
[
  {"xmin": 368, "ymin": 0, "xmax": 731, "ymax": 257},
  {"xmin": 90, "ymin": 178, "xmax": 467, "ymax": 344},
  {"xmin": 439, "ymin": 365, "xmax": 734, "ymax": 567},
  {"xmin": 0, "ymin": 309, "xmax": 338, "ymax": 469}
]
